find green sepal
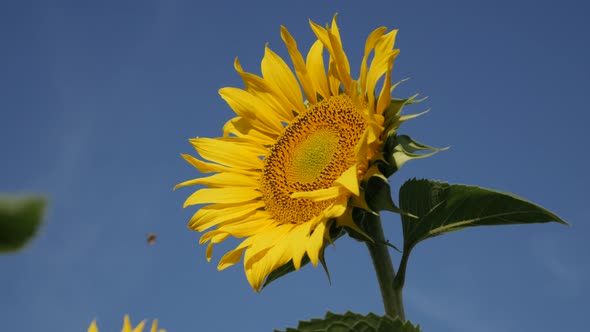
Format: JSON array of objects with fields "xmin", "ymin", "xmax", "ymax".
[
  {"xmin": 365, "ymin": 175, "xmax": 412, "ymax": 217},
  {"xmin": 342, "ymin": 208, "xmax": 401, "ymax": 252},
  {"xmin": 261, "ymin": 226, "xmax": 345, "ymax": 290},
  {"xmin": 275, "ymin": 311, "xmax": 421, "ymax": 332},
  {"xmin": 393, "ymin": 178, "xmax": 568, "ymax": 289},
  {"xmin": 0, "ymin": 195, "xmax": 47, "ymax": 253},
  {"xmin": 380, "ymin": 134, "xmax": 446, "ymax": 178},
  {"xmin": 343, "ymin": 207, "xmax": 372, "ymax": 243},
  {"xmin": 383, "ymin": 92, "xmax": 427, "ymax": 138}
]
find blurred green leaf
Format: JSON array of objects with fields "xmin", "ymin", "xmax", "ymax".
[
  {"xmin": 0, "ymin": 195, "xmax": 46, "ymax": 253},
  {"xmin": 275, "ymin": 311, "xmax": 421, "ymax": 332}
]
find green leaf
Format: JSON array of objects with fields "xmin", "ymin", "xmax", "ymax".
[
  {"xmin": 399, "ymin": 179, "xmax": 568, "ymax": 250},
  {"xmin": 275, "ymin": 311, "xmax": 421, "ymax": 332},
  {"xmin": 0, "ymin": 195, "xmax": 47, "ymax": 253},
  {"xmin": 261, "ymin": 226, "xmax": 345, "ymax": 290}
]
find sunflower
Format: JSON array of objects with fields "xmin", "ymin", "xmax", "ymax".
[
  {"xmin": 88, "ymin": 315, "xmax": 165, "ymax": 332},
  {"xmin": 177, "ymin": 15, "xmax": 401, "ymax": 291}
]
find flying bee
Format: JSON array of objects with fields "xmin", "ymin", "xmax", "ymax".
[{"xmin": 147, "ymin": 233, "xmax": 157, "ymax": 245}]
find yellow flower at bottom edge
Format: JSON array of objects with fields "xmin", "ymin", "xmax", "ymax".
[
  {"xmin": 177, "ymin": 15, "xmax": 401, "ymax": 291},
  {"xmin": 88, "ymin": 315, "xmax": 166, "ymax": 332}
]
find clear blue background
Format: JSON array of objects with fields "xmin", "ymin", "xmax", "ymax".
[{"xmin": 2, "ymin": 0, "xmax": 588, "ymax": 331}]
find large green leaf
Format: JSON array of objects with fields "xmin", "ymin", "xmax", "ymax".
[
  {"xmin": 0, "ymin": 195, "xmax": 46, "ymax": 253},
  {"xmin": 399, "ymin": 179, "xmax": 567, "ymax": 250},
  {"xmin": 275, "ymin": 311, "xmax": 421, "ymax": 332},
  {"xmin": 393, "ymin": 179, "xmax": 568, "ymax": 289}
]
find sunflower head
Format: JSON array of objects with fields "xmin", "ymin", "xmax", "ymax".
[
  {"xmin": 88, "ymin": 315, "xmax": 166, "ymax": 332},
  {"xmin": 177, "ymin": 15, "xmax": 410, "ymax": 291}
]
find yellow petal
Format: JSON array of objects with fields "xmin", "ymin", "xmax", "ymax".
[
  {"xmin": 280, "ymin": 26, "xmax": 317, "ymax": 104},
  {"xmin": 234, "ymin": 58, "xmax": 296, "ymax": 121},
  {"xmin": 261, "ymin": 45, "xmax": 305, "ymax": 114},
  {"xmin": 200, "ymin": 231, "xmax": 230, "ymax": 246},
  {"xmin": 132, "ymin": 320, "xmax": 146, "ymax": 332},
  {"xmin": 323, "ymin": 199, "xmax": 348, "ymax": 220},
  {"xmin": 306, "ymin": 40, "xmax": 330, "ymax": 99},
  {"xmin": 290, "ymin": 186, "xmax": 345, "ymax": 201},
  {"xmin": 216, "ymin": 220, "xmax": 271, "ymax": 238},
  {"xmin": 199, "ymin": 210, "xmax": 273, "ymax": 240},
  {"xmin": 223, "ymin": 116, "xmax": 277, "ymax": 145},
  {"xmin": 309, "ymin": 19, "xmax": 332, "ymax": 54},
  {"xmin": 180, "ymin": 153, "xmax": 256, "ymax": 176},
  {"xmin": 366, "ymin": 53, "xmax": 394, "ymax": 109},
  {"xmin": 183, "ymin": 187, "xmax": 261, "ymax": 207},
  {"xmin": 306, "ymin": 221, "xmax": 327, "ymax": 266},
  {"xmin": 326, "ymin": 17, "xmax": 353, "ymax": 93},
  {"xmin": 244, "ymin": 224, "xmax": 294, "ymax": 266},
  {"xmin": 174, "ymin": 172, "xmax": 260, "ymax": 190},
  {"xmin": 376, "ymin": 53, "xmax": 397, "ymax": 115},
  {"xmin": 122, "ymin": 315, "xmax": 132, "ymax": 332},
  {"xmin": 189, "ymin": 201, "xmax": 264, "ymax": 231},
  {"xmin": 376, "ymin": 29, "xmax": 398, "ymax": 59},
  {"xmin": 88, "ymin": 320, "xmax": 98, "ymax": 332},
  {"xmin": 289, "ymin": 224, "xmax": 311, "ymax": 270},
  {"xmin": 149, "ymin": 320, "xmax": 159, "ymax": 332},
  {"xmin": 219, "ymin": 87, "xmax": 285, "ymax": 134},
  {"xmin": 218, "ymin": 246, "xmax": 246, "ymax": 270},
  {"xmin": 366, "ymin": 29, "xmax": 399, "ymax": 107},
  {"xmin": 211, "ymin": 217, "xmax": 273, "ymax": 238},
  {"xmin": 309, "ymin": 16, "xmax": 352, "ymax": 94},
  {"xmin": 245, "ymin": 232, "xmax": 295, "ymax": 291},
  {"xmin": 206, "ymin": 242, "xmax": 213, "ymax": 262},
  {"xmin": 214, "ymin": 136, "xmax": 272, "ymax": 154},
  {"xmin": 190, "ymin": 137, "xmax": 265, "ymax": 170},
  {"xmin": 327, "ymin": 59, "xmax": 341, "ymax": 96},
  {"xmin": 360, "ymin": 27, "xmax": 387, "ymax": 92},
  {"xmin": 308, "ymin": 22, "xmax": 340, "ymax": 94},
  {"xmin": 334, "ymin": 165, "xmax": 360, "ymax": 196},
  {"xmin": 354, "ymin": 129, "xmax": 369, "ymax": 165}
]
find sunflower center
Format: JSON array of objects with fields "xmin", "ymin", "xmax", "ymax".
[
  {"xmin": 287, "ymin": 128, "xmax": 339, "ymax": 184},
  {"xmin": 261, "ymin": 95, "xmax": 368, "ymax": 225}
]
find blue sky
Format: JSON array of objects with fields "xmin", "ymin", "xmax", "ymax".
[{"xmin": 1, "ymin": 0, "xmax": 589, "ymax": 331}]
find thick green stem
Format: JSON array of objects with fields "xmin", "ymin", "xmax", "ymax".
[{"xmin": 364, "ymin": 213, "xmax": 406, "ymax": 321}]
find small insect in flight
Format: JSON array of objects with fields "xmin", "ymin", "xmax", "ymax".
[{"xmin": 147, "ymin": 233, "xmax": 157, "ymax": 245}]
